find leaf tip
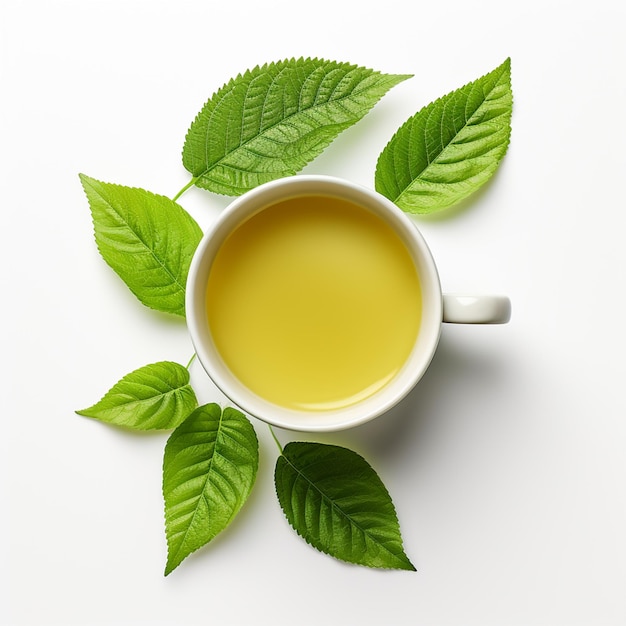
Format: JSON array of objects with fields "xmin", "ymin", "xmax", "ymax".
[
  {"xmin": 78, "ymin": 172, "xmax": 94, "ymax": 188},
  {"xmin": 400, "ymin": 555, "xmax": 417, "ymax": 572},
  {"xmin": 164, "ymin": 561, "xmax": 176, "ymax": 577},
  {"xmin": 75, "ymin": 405, "xmax": 98, "ymax": 419},
  {"xmin": 495, "ymin": 57, "xmax": 512, "ymax": 80}
]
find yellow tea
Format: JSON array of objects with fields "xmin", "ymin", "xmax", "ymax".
[{"xmin": 206, "ymin": 195, "xmax": 421, "ymax": 411}]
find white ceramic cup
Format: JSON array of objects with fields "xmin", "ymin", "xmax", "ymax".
[{"xmin": 186, "ymin": 175, "xmax": 511, "ymax": 432}]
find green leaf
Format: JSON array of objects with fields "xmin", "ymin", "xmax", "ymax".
[
  {"xmin": 163, "ymin": 404, "xmax": 259, "ymax": 575},
  {"xmin": 375, "ymin": 58, "xmax": 512, "ymax": 214},
  {"xmin": 76, "ymin": 361, "xmax": 197, "ymax": 430},
  {"xmin": 275, "ymin": 442, "xmax": 415, "ymax": 570},
  {"xmin": 79, "ymin": 174, "xmax": 203, "ymax": 317},
  {"xmin": 183, "ymin": 57, "xmax": 411, "ymax": 195}
]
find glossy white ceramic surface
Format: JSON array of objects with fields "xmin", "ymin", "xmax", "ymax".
[
  {"xmin": 443, "ymin": 294, "xmax": 512, "ymax": 324},
  {"xmin": 186, "ymin": 175, "xmax": 445, "ymax": 431}
]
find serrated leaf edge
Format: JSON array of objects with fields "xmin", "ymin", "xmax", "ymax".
[
  {"xmin": 79, "ymin": 173, "xmax": 201, "ymax": 316},
  {"xmin": 183, "ymin": 57, "xmax": 411, "ymax": 194},
  {"xmin": 163, "ymin": 405, "xmax": 259, "ymax": 575},
  {"xmin": 75, "ymin": 360, "xmax": 197, "ymax": 431},
  {"xmin": 375, "ymin": 58, "xmax": 512, "ymax": 213},
  {"xmin": 275, "ymin": 443, "xmax": 415, "ymax": 571}
]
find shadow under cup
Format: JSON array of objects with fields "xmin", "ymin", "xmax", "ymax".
[{"xmin": 186, "ymin": 176, "xmax": 443, "ymax": 432}]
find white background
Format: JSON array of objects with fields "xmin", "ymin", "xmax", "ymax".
[{"xmin": 2, "ymin": 1, "xmax": 625, "ymax": 624}]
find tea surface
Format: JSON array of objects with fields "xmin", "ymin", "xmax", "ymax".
[{"xmin": 206, "ymin": 195, "xmax": 421, "ymax": 411}]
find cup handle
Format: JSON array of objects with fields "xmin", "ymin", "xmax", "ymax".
[{"xmin": 442, "ymin": 294, "xmax": 511, "ymax": 324}]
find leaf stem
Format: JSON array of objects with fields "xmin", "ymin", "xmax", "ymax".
[
  {"xmin": 172, "ymin": 178, "xmax": 197, "ymax": 202},
  {"xmin": 268, "ymin": 425, "xmax": 283, "ymax": 455},
  {"xmin": 185, "ymin": 353, "xmax": 197, "ymax": 369}
]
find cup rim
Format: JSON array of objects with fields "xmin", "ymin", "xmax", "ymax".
[{"xmin": 186, "ymin": 175, "xmax": 443, "ymax": 432}]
